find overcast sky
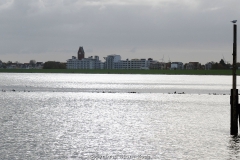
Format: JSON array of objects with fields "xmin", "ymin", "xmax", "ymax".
[{"xmin": 0, "ymin": 0, "xmax": 239, "ymax": 63}]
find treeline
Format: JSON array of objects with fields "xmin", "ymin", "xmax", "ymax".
[
  {"xmin": 43, "ymin": 61, "xmax": 66, "ymax": 69},
  {"xmin": 211, "ymin": 59, "xmax": 231, "ymax": 70},
  {"xmin": 210, "ymin": 59, "xmax": 240, "ymax": 70}
]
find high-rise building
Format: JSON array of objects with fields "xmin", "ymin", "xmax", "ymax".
[
  {"xmin": 77, "ymin": 46, "xmax": 85, "ymax": 60},
  {"xmin": 104, "ymin": 55, "xmax": 121, "ymax": 69}
]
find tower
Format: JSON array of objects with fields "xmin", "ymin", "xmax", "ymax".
[{"xmin": 78, "ymin": 46, "xmax": 85, "ymax": 60}]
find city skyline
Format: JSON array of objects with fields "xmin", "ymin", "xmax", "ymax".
[
  {"xmin": 0, "ymin": 50, "xmax": 233, "ymax": 65},
  {"xmin": 0, "ymin": 0, "xmax": 239, "ymax": 63}
]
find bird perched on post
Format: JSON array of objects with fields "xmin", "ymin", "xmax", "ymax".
[{"xmin": 231, "ymin": 20, "xmax": 237, "ymax": 23}]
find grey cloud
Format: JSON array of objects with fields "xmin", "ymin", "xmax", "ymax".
[
  {"xmin": 130, "ymin": 48, "xmax": 137, "ymax": 53},
  {"xmin": 0, "ymin": 0, "xmax": 239, "ymax": 63}
]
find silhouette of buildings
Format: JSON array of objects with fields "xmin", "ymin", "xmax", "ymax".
[
  {"xmin": 66, "ymin": 47, "xmax": 157, "ymax": 70},
  {"xmin": 65, "ymin": 46, "xmax": 228, "ymax": 70}
]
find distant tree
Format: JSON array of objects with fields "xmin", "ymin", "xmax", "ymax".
[
  {"xmin": 7, "ymin": 61, "xmax": 12, "ymax": 64},
  {"xmin": 30, "ymin": 60, "xmax": 36, "ymax": 65},
  {"xmin": 212, "ymin": 62, "xmax": 219, "ymax": 69},
  {"xmin": 236, "ymin": 63, "xmax": 240, "ymax": 68},
  {"xmin": 211, "ymin": 59, "xmax": 231, "ymax": 70},
  {"xmin": 43, "ymin": 61, "xmax": 66, "ymax": 69},
  {"xmin": 219, "ymin": 59, "xmax": 226, "ymax": 67},
  {"xmin": 59, "ymin": 63, "xmax": 66, "ymax": 69}
]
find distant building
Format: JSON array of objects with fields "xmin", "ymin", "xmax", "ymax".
[
  {"xmin": 171, "ymin": 62, "xmax": 184, "ymax": 70},
  {"xmin": 7, "ymin": 63, "xmax": 17, "ymax": 69},
  {"xmin": 104, "ymin": 55, "xmax": 121, "ymax": 69},
  {"xmin": 150, "ymin": 62, "xmax": 165, "ymax": 70},
  {"xmin": 165, "ymin": 62, "xmax": 171, "ymax": 70},
  {"xmin": 186, "ymin": 62, "xmax": 201, "ymax": 70},
  {"xmin": 22, "ymin": 63, "xmax": 31, "ymax": 69},
  {"xmin": 36, "ymin": 62, "xmax": 44, "ymax": 69},
  {"xmin": 115, "ymin": 59, "xmax": 146, "ymax": 70},
  {"xmin": 112, "ymin": 58, "xmax": 156, "ymax": 70},
  {"xmin": 67, "ymin": 46, "xmax": 103, "ymax": 69},
  {"xmin": 205, "ymin": 62, "xmax": 213, "ymax": 70},
  {"xmin": 67, "ymin": 56, "xmax": 103, "ymax": 69},
  {"xmin": 77, "ymin": 46, "xmax": 85, "ymax": 60}
]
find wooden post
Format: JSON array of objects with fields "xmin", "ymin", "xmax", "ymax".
[{"xmin": 231, "ymin": 24, "xmax": 238, "ymax": 135}]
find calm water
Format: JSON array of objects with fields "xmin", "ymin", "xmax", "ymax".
[{"xmin": 0, "ymin": 73, "xmax": 239, "ymax": 160}]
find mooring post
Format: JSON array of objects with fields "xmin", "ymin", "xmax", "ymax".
[{"xmin": 230, "ymin": 22, "xmax": 238, "ymax": 135}]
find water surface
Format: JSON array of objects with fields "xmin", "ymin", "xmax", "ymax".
[{"xmin": 0, "ymin": 73, "xmax": 239, "ymax": 159}]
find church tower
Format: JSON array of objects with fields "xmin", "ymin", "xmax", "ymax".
[{"xmin": 77, "ymin": 46, "xmax": 85, "ymax": 60}]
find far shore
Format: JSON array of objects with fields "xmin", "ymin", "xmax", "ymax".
[{"xmin": 0, "ymin": 69, "xmax": 238, "ymax": 75}]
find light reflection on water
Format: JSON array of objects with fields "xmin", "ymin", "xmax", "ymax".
[
  {"xmin": 0, "ymin": 73, "xmax": 234, "ymax": 94},
  {"xmin": 0, "ymin": 73, "xmax": 240, "ymax": 159}
]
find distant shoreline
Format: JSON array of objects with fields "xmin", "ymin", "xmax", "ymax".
[{"xmin": 0, "ymin": 69, "xmax": 237, "ymax": 75}]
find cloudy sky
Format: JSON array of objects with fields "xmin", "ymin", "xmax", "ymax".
[{"xmin": 0, "ymin": 0, "xmax": 239, "ymax": 63}]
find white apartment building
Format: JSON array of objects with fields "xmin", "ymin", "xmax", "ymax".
[
  {"xmin": 104, "ymin": 55, "xmax": 121, "ymax": 69},
  {"xmin": 66, "ymin": 56, "xmax": 103, "ymax": 69},
  {"xmin": 114, "ymin": 58, "xmax": 154, "ymax": 69},
  {"xmin": 114, "ymin": 59, "xmax": 146, "ymax": 69}
]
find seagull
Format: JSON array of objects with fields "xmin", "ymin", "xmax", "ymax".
[{"xmin": 231, "ymin": 20, "xmax": 237, "ymax": 23}]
